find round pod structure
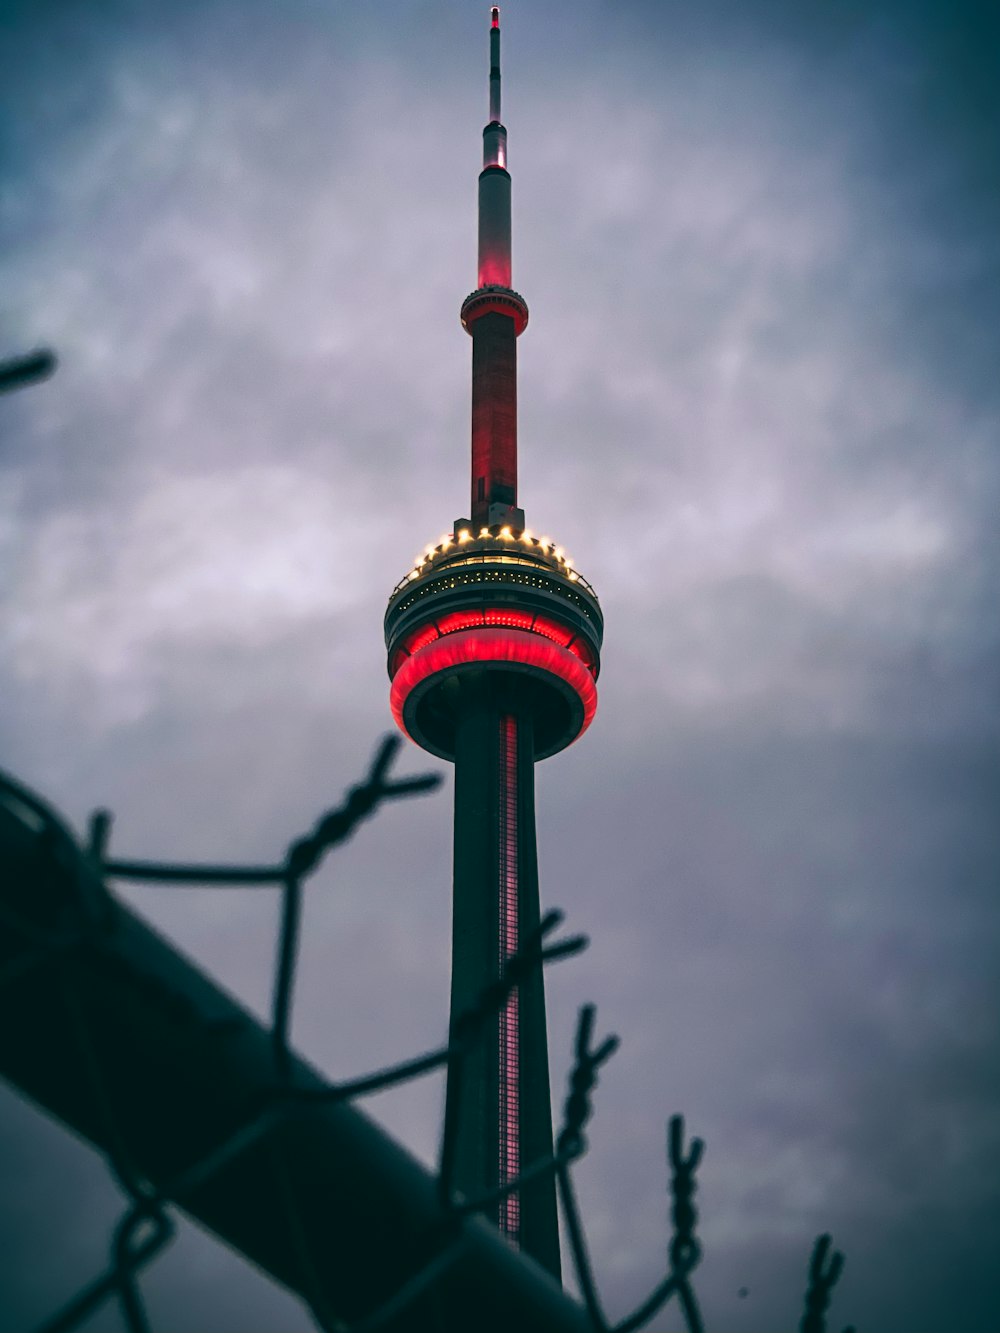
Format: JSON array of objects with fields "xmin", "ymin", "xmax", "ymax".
[{"xmin": 385, "ymin": 527, "xmax": 602, "ymax": 761}]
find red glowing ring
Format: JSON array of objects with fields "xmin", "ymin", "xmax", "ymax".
[
  {"xmin": 391, "ymin": 607, "xmax": 598, "ymax": 676},
  {"xmin": 390, "ymin": 627, "xmax": 597, "ymax": 744}
]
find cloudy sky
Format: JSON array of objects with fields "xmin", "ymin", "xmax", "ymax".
[{"xmin": 2, "ymin": 0, "xmax": 998, "ymax": 1329}]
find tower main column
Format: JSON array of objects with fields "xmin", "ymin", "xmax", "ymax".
[
  {"xmin": 450, "ymin": 682, "xmax": 560, "ymax": 1271},
  {"xmin": 384, "ymin": 8, "xmax": 603, "ymax": 1281}
]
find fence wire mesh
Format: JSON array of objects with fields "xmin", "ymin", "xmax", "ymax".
[{"xmin": 0, "ymin": 737, "xmax": 854, "ymax": 1333}]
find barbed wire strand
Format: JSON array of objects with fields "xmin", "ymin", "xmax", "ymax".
[
  {"xmin": 552, "ymin": 1005, "xmax": 620, "ymax": 1333},
  {"xmin": 800, "ymin": 1233, "xmax": 848, "ymax": 1333},
  {"xmin": 611, "ymin": 1116, "xmax": 705, "ymax": 1333}
]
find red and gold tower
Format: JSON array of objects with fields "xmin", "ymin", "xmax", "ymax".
[{"xmin": 384, "ymin": 9, "xmax": 603, "ymax": 1279}]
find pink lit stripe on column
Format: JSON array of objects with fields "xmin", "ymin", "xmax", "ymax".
[{"xmin": 498, "ymin": 714, "xmax": 520, "ymax": 1241}]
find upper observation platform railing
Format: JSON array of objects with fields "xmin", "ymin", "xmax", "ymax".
[{"xmin": 388, "ymin": 531, "xmax": 600, "ymax": 605}]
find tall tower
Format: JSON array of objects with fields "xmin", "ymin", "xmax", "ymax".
[{"xmin": 384, "ymin": 9, "xmax": 603, "ymax": 1279}]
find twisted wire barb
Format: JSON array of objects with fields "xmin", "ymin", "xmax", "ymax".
[
  {"xmin": 559, "ymin": 1079, "xmax": 707, "ymax": 1333},
  {"xmin": 98, "ymin": 735, "xmax": 440, "ymax": 890},
  {"xmin": 666, "ymin": 1115, "xmax": 705, "ymax": 1333},
  {"xmin": 554, "ymin": 1007, "xmax": 621, "ymax": 1333},
  {"xmin": 800, "ymin": 1233, "xmax": 848, "ymax": 1333},
  {"xmin": 557, "ymin": 1005, "xmax": 621, "ymax": 1163},
  {"xmin": 599, "ymin": 1117, "xmax": 707, "ymax": 1333}
]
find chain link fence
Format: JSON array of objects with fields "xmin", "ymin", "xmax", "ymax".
[{"xmin": 0, "ymin": 737, "xmax": 854, "ymax": 1333}]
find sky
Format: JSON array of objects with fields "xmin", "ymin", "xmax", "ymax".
[{"xmin": 2, "ymin": 0, "xmax": 999, "ymax": 1329}]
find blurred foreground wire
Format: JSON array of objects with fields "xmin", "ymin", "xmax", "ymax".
[{"xmin": 0, "ymin": 348, "xmax": 56, "ymax": 394}]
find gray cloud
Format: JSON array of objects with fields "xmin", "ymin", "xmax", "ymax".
[{"xmin": 2, "ymin": 1, "xmax": 998, "ymax": 1329}]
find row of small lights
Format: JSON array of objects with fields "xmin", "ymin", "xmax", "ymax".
[{"xmin": 408, "ymin": 527, "xmax": 580, "ymax": 581}]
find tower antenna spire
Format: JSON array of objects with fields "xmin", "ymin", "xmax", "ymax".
[
  {"xmin": 490, "ymin": 7, "xmax": 501, "ymax": 123},
  {"xmin": 460, "ymin": 5, "xmax": 528, "ymax": 528}
]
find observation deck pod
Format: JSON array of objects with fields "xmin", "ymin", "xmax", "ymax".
[
  {"xmin": 385, "ymin": 526, "xmax": 603, "ymax": 762},
  {"xmin": 461, "ymin": 285, "xmax": 529, "ymax": 337}
]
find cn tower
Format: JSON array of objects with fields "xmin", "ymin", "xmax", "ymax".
[{"xmin": 384, "ymin": 9, "xmax": 603, "ymax": 1279}]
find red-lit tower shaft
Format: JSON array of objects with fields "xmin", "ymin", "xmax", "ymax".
[
  {"xmin": 498, "ymin": 713, "xmax": 520, "ymax": 1236},
  {"xmin": 471, "ymin": 313, "xmax": 517, "ymax": 522},
  {"xmin": 470, "ymin": 7, "xmax": 522, "ymax": 527}
]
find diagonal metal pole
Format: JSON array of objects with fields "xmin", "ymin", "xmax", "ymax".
[{"xmin": 0, "ymin": 768, "xmax": 594, "ymax": 1333}]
